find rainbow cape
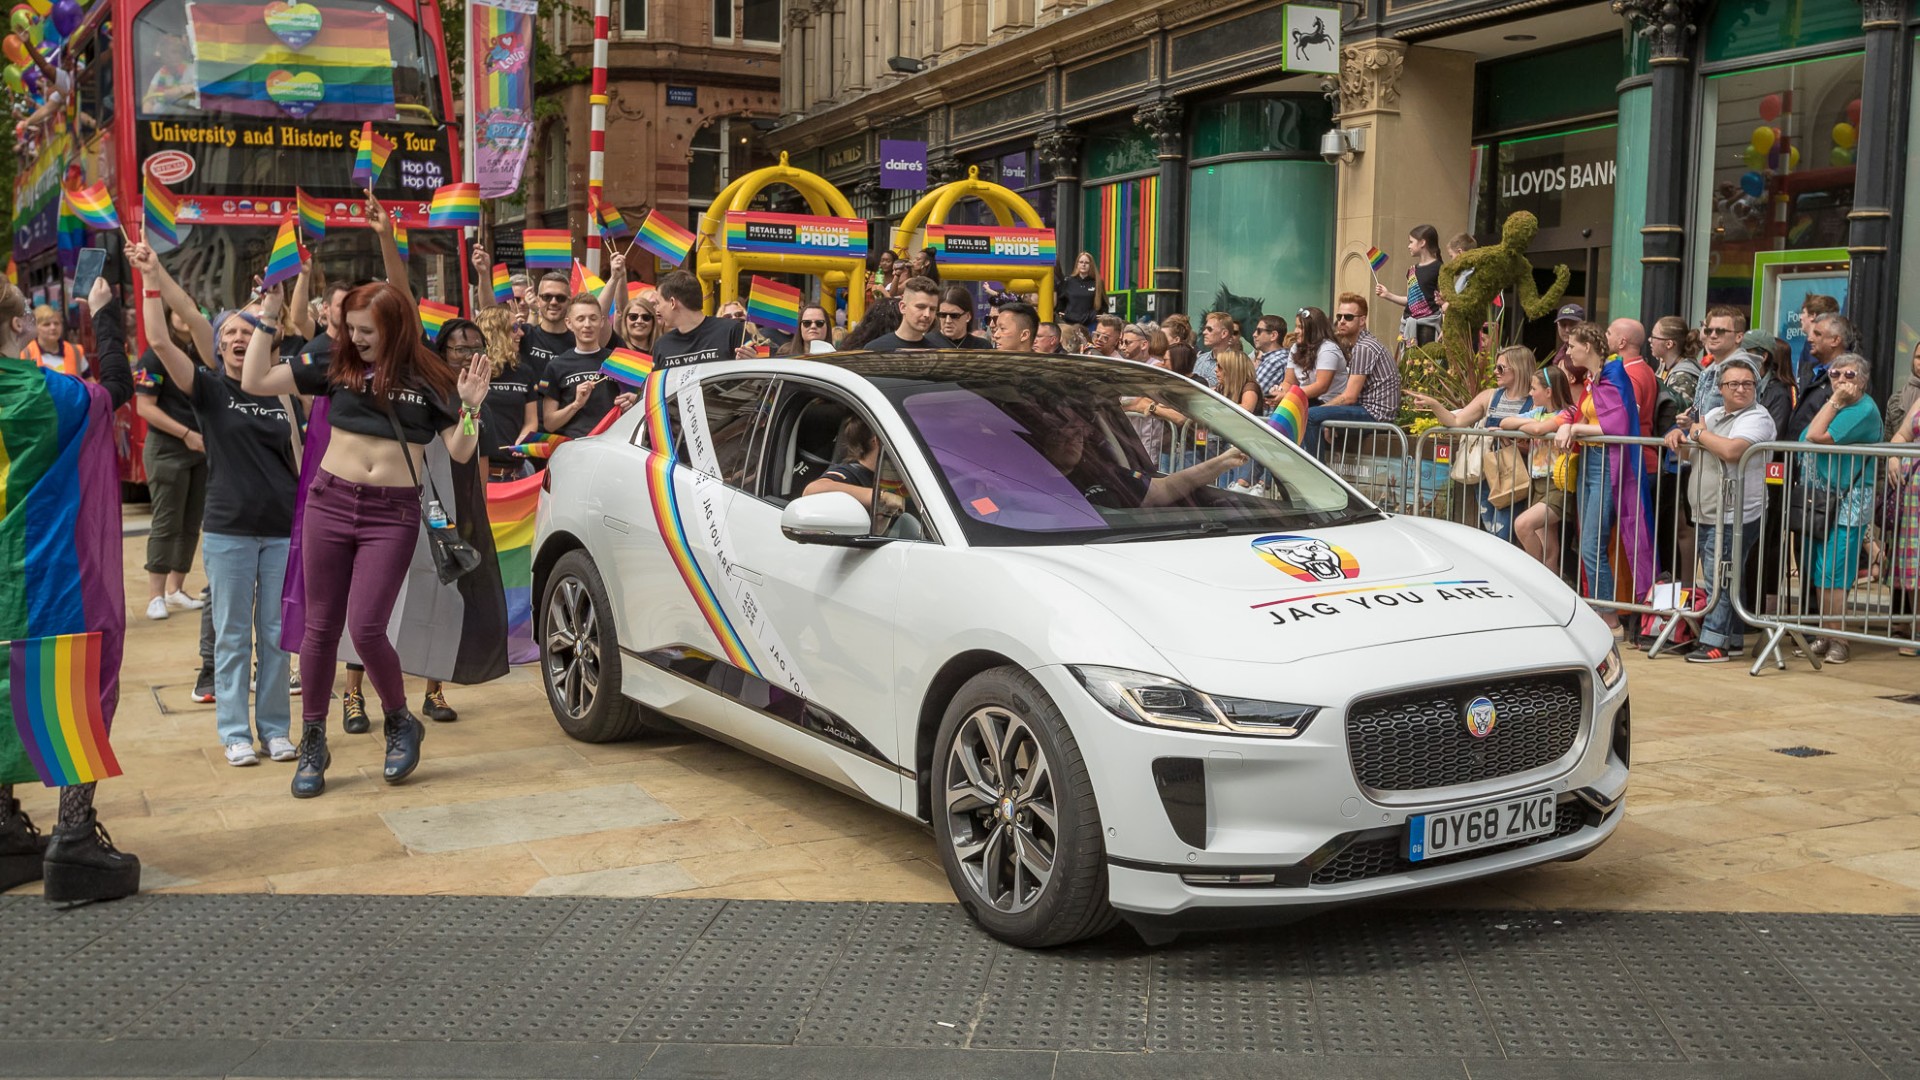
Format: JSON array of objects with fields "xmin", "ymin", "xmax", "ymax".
[
  {"xmin": 62, "ymin": 183, "xmax": 119, "ymax": 232},
  {"xmin": 186, "ymin": 3, "xmax": 396, "ymax": 121},
  {"xmin": 523, "ymin": 229, "xmax": 571, "ymax": 270},
  {"xmin": 491, "ymin": 263, "xmax": 514, "ymax": 304},
  {"xmin": 747, "ymin": 276, "xmax": 801, "ymax": 332},
  {"xmin": 295, "ymin": 187, "xmax": 328, "ymax": 244},
  {"xmin": 599, "ymin": 347, "xmax": 654, "ymax": 386},
  {"xmin": 352, "ymin": 123, "xmax": 397, "ymax": 187},
  {"xmin": 260, "ymin": 217, "xmax": 306, "ymax": 290},
  {"xmin": 144, "ymin": 175, "xmax": 182, "ymax": 247},
  {"xmin": 633, "ymin": 209, "xmax": 696, "ymax": 266},
  {"xmin": 570, "ymin": 260, "xmax": 605, "ymax": 297},
  {"xmin": 428, "ymin": 182, "xmax": 481, "ymax": 229},
  {"xmin": 487, "ymin": 474, "xmax": 541, "ymax": 665},
  {"xmin": 0, "ymin": 359, "xmax": 126, "ymax": 787},
  {"xmin": 1269, "ymin": 384, "xmax": 1309, "ymax": 443},
  {"xmin": 417, "ymin": 299, "xmax": 459, "ymax": 341}
]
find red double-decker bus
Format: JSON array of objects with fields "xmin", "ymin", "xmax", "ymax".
[{"xmin": 10, "ymin": 0, "xmax": 466, "ymax": 480}]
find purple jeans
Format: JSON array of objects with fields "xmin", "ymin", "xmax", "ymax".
[{"xmin": 299, "ymin": 470, "xmax": 421, "ymax": 727}]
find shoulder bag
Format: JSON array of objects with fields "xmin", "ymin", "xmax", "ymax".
[{"xmin": 385, "ymin": 408, "xmax": 481, "ymax": 585}]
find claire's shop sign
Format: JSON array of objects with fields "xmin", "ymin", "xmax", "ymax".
[{"xmin": 879, "ymin": 139, "xmax": 927, "ymax": 190}]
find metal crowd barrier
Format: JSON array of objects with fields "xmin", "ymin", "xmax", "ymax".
[
  {"xmin": 1729, "ymin": 440, "xmax": 1920, "ymax": 674},
  {"xmin": 1318, "ymin": 420, "xmax": 1415, "ymax": 512}
]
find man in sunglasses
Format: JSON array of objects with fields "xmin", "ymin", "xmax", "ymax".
[
  {"xmin": 1690, "ymin": 305, "xmax": 1746, "ymax": 417},
  {"xmin": 471, "ymin": 245, "xmax": 577, "ymax": 380},
  {"xmin": 1301, "ymin": 293, "xmax": 1400, "ymax": 459}
]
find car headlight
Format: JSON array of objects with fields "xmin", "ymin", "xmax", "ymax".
[
  {"xmin": 1069, "ymin": 665, "xmax": 1317, "ymax": 738},
  {"xmin": 1597, "ymin": 643, "xmax": 1625, "ymax": 690}
]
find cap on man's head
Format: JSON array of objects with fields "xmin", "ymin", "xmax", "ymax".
[
  {"xmin": 1739, "ymin": 329, "xmax": 1774, "ymax": 353},
  {"xmin": 1555, "ymin": 303, "xmax": 1585, "ymax": 323}
]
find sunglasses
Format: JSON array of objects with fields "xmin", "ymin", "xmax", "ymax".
[
  {"xmin": 939, "ymin": 310, "xmax": 968, "ymax": 319},
  {"xmin": 721, "ymin": 312, "xmax": 745, "ymax": 320},
  {"xmin": 626, "ymin": 311, "xmax": 653, "ymax": 322},
  {"xmin": 801, "ymin": 319, "xmax": 828, "ymax": 328},
  {"xmin": 1831, "ymin": 370, "xmax": 1862, "ymax": 382},
  {"xmin": 538, "ymin": 293, "xmax": 569, "ymax": 304},
  {"xmin": 1333, "ymin": 313, "xmax": 1361, "ymax": 322},
  {"xmin": 1703, "ymin": 326, "xmax": 1736, "ymax": 335}
]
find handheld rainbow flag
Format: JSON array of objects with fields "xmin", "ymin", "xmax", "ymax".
[
  {"xmin": 143, "ymin": 175, "xmax": 182, "ymax": 248},
  {"xmin": 62, "ymin": 183, "xmax": 120, "ymax": 232},
  {"xmin": 392, "ymin": 221, "xmax": 410, "ymax": 261},
  {"xmin": 590, "ymin": 194, "xmax": 630, "ymax": 239},
  {"xmin": 632, "ymin": 209, "xmax": 696, "ymax": 266},
  {"xmin": 599, "ymin": 347, "xmax": 655, "ymax": 386},
  {"xmin": 417, "ymin": 299, "xmax": 459, "ymax": 341},
  {"xmin": 491, "ymin": 263, "xmax": 514, "ymax": 304},
  {"xmin": 352, "ymin": 122, "xmax": 396, "ymax": 188},
  {"xmin": 504, "ymin": 434, "xmax": 568, "ymax": 458},
  {"xmin": 294, "ymin": 187, "xmax": 327, "ymax": 244},
  {"xmin": 260, "ymin": 217, "xmax": 307, "ymax": 290},
  {"xmin": 523, "ymin": 229, "xmax": 572, "ymax": 270},
  {"xmin": 486, "ymin": 474, "xmax": 543, "ymax": 665},
  {"xmin": 1268, "ymin": 384, "xmax": 1309, "ymax": 444},
  {"xmin": 1366, "ymin": 246, "xmax": 1389, "ymax": 274},
  {"xmin": 427, "ymin": 182, "xmax": 481, "ymax": 229},
  {"xmin": 7, "ymin": 632, "xmax": 121, "ymax": 787},
  {"xmin": 626, "ymin": 281, "xmax": 650, "ymax": 306},
  {"xmin": 746, "ymin": 275, "xmax": 801, "ymax": 332},
  {"xmin": 570, "ymin": 260, "xmax": 605, "ymax": 297}
]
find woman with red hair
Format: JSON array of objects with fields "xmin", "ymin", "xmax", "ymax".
[{"xmin": 243, "ymin": 280, "xmax": 490, "ymax": 798}]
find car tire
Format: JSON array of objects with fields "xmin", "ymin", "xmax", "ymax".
[
  {"xmin": 540, "ymin": 550, "xmax": 654, "ymax": 742},
  {"xmin": 932, "ymin": 666, "xmax": 1119, "ymax": 948}
]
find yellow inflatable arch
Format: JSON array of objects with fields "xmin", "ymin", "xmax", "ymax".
[
  {"xmin": 695, "ymin": 152, "xmax": 868, "ymax": 327},
  {"xmin": 890, "ymin": 166, "xmax": 1056, "ymax": 321}
]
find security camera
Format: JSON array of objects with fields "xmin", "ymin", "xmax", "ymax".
[{"xmin": 1320, "ymin": 128, "xmax": 1364, "ymax": 164}]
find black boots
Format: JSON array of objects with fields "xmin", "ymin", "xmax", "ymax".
[
  {"xmin": 0, "ymin": 794, "xmax": 47, "ymax": 893},
  {"xmin": 341, "ymin": 689, "xmax": 370, "ymax": 735},
  {"xmin": 42, "ymin": 811, "xmax": 140, "ymax": 905},
  {"xmin": 292, "ymin": 726, "xmax": 330, "ymax": 799},
  {"xmin": 383, "ymin": 708, "xmax": 424, "ymax": 783},
  {"xmin": 421, "ymin": 688, "xmax": 457, "ymax": 723}
]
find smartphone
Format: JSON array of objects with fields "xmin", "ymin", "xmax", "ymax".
[{"xmin": 73, "ymin": 247, "xmax": 108, "ymax": 300}]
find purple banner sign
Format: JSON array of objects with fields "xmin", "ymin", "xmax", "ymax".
[
  {"xmin": 999, "ymin": 152, "xmax": 1029, "ymax": 187},
  {"xmin": 879, "ymin": 140, "xmax": 927, "ymax": 190}
]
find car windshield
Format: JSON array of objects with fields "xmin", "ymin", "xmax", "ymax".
[{"xmin": 880, "ymin": 360, "xmax": 1377, "ymax": 546}]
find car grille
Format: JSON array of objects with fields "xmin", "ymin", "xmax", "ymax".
[
  {"xmin": 1308, "ymin": 799, "xmax": 1592, "ymax": 886},
  {"xmin": 1345, "ymin": 672, "xmax": 1584, "ymax": 792}
]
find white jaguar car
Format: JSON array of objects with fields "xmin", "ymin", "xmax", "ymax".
[{"xmin": 531, "ymin": 352, "xmax": 1629, "ymax": 946}]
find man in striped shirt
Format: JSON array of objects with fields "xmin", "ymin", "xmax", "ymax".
[{"xmin": 1302, "ymin": 293, "xmax": 1401, "ymax": 460}]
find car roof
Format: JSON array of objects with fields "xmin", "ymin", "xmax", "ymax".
[{"xmin": 775, "ymin": 349, "xmax": 1170, "ymax": 389}]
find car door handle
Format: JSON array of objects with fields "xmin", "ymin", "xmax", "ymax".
[
  {"xmin": 733, "ymin": 565, "xmax": 765, "ymax": 585},
  {"xmin": 604, "ymin": 515, "xmax": 630, "ymax": 534}
]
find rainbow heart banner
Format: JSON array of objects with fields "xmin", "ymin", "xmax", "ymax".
[
  {"xmin": 61, "ymin": 183, "xmax": 119, "ymax": 232},
  {"xmin": 723, "ymin": 212, "xmax": 867, "ymax": 260},
  {"xmin": 1269, "ymin": 384, "xmax": 1309, "ymax": 444},
  {"xmin": 491, "ymin": 263, "xmax": 514, "ymax": 304},
  {"xmin": 295, "ymin": 187, "xmax": 327, "ymax": 244},
  {"xmin": 260, "ymin": 217, "xmax": 307, "ymax": 290},
  {"xmin": 7, "ymin": 632, "xmax": 120, "ymax": 787},
  {"xmin": 187, "ymin": 2, "xmax": 396, "ymax": 121},
  {"xmin": 427, "ymin": 182, "xmax": 481, "ymax": 229},
  {"xmin": 522, "ymin": 229, "xmax": 572, "ymax": 270},
  {"xmin": 486, "ymin": 473, "xmax": 542, "ymax": 665},
  {"xmin": 746, "ymin": 275, "xmax": 801, "ymax": 332},
  {"xmin": 570, "ymin": 260, "xmax": 605, "ymax": 297},
  {"xmin": 504, "ymin": 433, "xmax": 567, "ymax": 458},
  {"xmin": 591, "ymin": 193, "xmax": 630, "ymax": 239},
  {"xmin": 143, "ymin": 175, "xmax": 182, "ymax": 248},
  {"xmin": 351, "ymin": 122, "xmax": 397, "ymax": 187},
  {"xmin": 632, "ymin": 209, "xmax": 696, "ymax": 266},
  {"xmin": 924, "ymin": 224, "xmax": 1055, "ymax": 269},
  {"xmin": 471, "ymin": 0, "xmax": 535, "ymax": 199},
  {"xmin": 417, "ymin": 299, "xmax": 459, "ymax": 341},
  {"xmin": 599, "ymin": 347, "xmax": 654, "ymax": 386}
]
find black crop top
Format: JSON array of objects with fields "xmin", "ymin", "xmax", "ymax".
[{"xmin": 290, "ymin": 357, "xmax": 459, "ymax": 444}]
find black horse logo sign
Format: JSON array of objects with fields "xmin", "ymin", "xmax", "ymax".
[{"xmin": 1292, "ymin": 16, "xmax": 1333, "ymax": 62}]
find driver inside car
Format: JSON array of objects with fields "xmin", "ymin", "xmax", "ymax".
[
  {"xmin": 803, "ymin": 415, "xmax": 907, "ymax": 523},
  {"xmin": 1026, "ymin": 396, "xmax": 1249, "ymax": 509}
]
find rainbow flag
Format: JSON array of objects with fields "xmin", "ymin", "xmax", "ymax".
[
  {"xmin": 61, "ymin": 183, "xmax": 119, "ymax": 232},
  {"xmin": 260, "ymin": 217, "xmax": 306, "ymax": 290},
  {"xmin": 523, "ymin": 229, "xmax": 572, "ymax": 270},
  {"xmin": 295, "ymin": 187, "xmax": 327, "ymax": 244},
  {"xmin": 591, "ymin": 194, "xmax": 630, "ymax": 238},
  {"xmin": 392, "ymin": 221, "xmax": 410, "ymax": 261},
  {"xmin": 7, "ymin": 633, "xmax": 120, "ymax": 787},
  {"xmin": 352, "ymin": 123, "xmax": 397, "ymax": 187},
  {"xmin": 599, "ymin": 347, "xmax": 654, "ymax": 386},
  {"xmin": 144, "ymin": 175, "xmax": 182, "ymax": 247},
  {"xmin": 1367, "ymin": 246, "xmax": 1388, "ymax": 273},
  {"xmin": 627, "ymin": 282, "xmax": 650, "ymax": 306},
  {"xmin": 0, "ymin": 360, "xmax": 126, "ymax": 789},
  {"xmin": 486, "ymin": 474, "xmax": 541, "ymax": 665},
  {"xmin": 504, "ymin": 434, "xmax": 567, "ymax": 458},
  {"xmin": 417, "ymin": 299, "xmax": 459, "ymax": 341},
  {"xmin": 633, "ymin": 209, "xmax": 696, "ymax": 266},
  {"xmin": 428, "ymin": 182, "xmax": 481, "ymax": 229},
  {"xmin": 1269, "ymin": 385, "xmax": 1309, "ymax": 444},
  {"xmin": 491, "ymin": 263, "xmax": 514, "ymax": 304},
  {"xmin": 571, "ymin": 260, "xmax": 605, "ymax": 297},
  {"xmin": 747, "ymin": 275, "xmax": 801, "ymax": 332},
  {"xmin": 187, "ymin": 3, "xmax": 396, "ymax": 121},
  {"xmin": 1095, "ymin": 176, "xmax": 1157, "ymax": 293}
]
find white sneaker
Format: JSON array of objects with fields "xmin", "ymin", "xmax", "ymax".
[
  {"xmin": 223, "ymin": 742, "xmax": 259, "ymax": 767},
  {"xmin": 265, "ymin": 736, "xmax": 298, "ymax": 762},
  {"xmin": 145, "ymin": 596, "xmax": 170, "ymax": 621},
  {"xmin": 165, "ymin": 590, "xmax": 205, "ymax": 610},
  {"xmin": 288, "ymin": 671, "xmax": 302, "ymax": 697}
]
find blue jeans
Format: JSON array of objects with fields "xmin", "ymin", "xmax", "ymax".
[
  {"xmin": 1477, "ymin": 481, "xmax": 1517, "ymax": 543},
  {"xmin": 203, "ymin": 532, "xmax": 292, "ymax": 746},
  {"xmin": 1578, "ymin": 450, "xmax": 1619, "ymax": 603},
  {"xmin": 1696, "ymin": 518, "xmax": 1759, "ymax": 649},
  {"xmin": 1303, "ymin": 404, "xmax": 1376, "ymax": 462}
]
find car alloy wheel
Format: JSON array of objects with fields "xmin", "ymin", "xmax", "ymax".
[
  {"xmin": 943, "ymin": 704, "xmax": 1058, "ymax": 915},
  {"xmin": 545, "ymin": 576, "xmax": 601, "ymax": 721}
]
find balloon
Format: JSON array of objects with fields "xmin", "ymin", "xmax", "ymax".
[
  {"xmin": 20, "ymin": 61, "xmax": 37, "ymax": 90},
  {"xmin": 2, "ymin": 33, "xmax": 24, "ymax": 65},
  {"xmin": 7, "ymin": 9, "xmax": 25, "ymax": 32},
  {"xmin": 47, "ymin": 0, "xmax": 75, "ymax": 37},
  {"xmin": 1740, "ymin": 171, "xmax": 1766, "ymax": 197},
  {"xmin": 1832, "ymin": 122, "xmax": 1856, "ymax": 149},
  {"xmin": 1847, "ymin": 99, "xmax": 1861, "ymax": 126},
  {"xmin": 2, "ymin": 63, "xmax": 18, "ymax": 92},
  {"xmin": 1758, "ymin": 93, "xmax": 1784, "ymax": 122},
  {"xmin": 1749, "ymin": 125, "xmax": 1776, "ymax": 153},
  {"xmin": 1743, "ymin": 144, "xmax": 1766, "ymax": 169},
  {"xmin": 1788, "ymin": 145, "xmax": 1800, "ymax": 168},
  {"xmin": 1830, "ymin": 146, "xmax": 1854, "ymax": 167}
]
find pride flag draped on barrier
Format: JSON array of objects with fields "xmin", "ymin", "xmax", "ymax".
[
  {"xmin": 0, "ymin": 359, "xmax": 126, "ymax": 788},
  {"xmin": 486, "ymin": 475, "xmax": 541, "ymax": 665}
]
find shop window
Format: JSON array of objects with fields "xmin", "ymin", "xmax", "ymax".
[
  {"xmin": 1704, "ymin": 0, "xmax": 1862, "ymax": 64},
  {"xmin": 1080, "ymin": 176, "xmax": 1159, "ymax": 311},
  {"xmin": 542, "ymin": 123, "xmax": 569, "ymax": 210},
  {"xmin": 1476, "ymin": 38, "xmax": 1622, "ymax": 136},
  {"xmin": 1082, "ymin": 126, "xmax": 1156, "ymax": 181},
  {"xmin": 1190, "ymin": 94, "xmax": 1333, "ymax": 159},
  {"xmin": 689, "ymin": 123, "xmax": 723, "ymax": 209},
  {"xmin": 1184, "ymin": 160, "xmax": 1334, "ymax": 339},
  {"xmin": 713, "ymin": 0, "xmax": 733, "ymax": 39},
  {"xmin": 1694, "ymin": 51, "xmax": 1862, "ymax": 319},
  {"xmin": 1896, "ymin": 36, "xmax": 1920, "ymax": 359}
]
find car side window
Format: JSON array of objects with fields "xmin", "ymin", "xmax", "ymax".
[
  {"xmin": 766, "ymin": 383, "xmax": 936, "ymax": 542},
  {"xmin": 631, "ymin": 377, "xmax": 773, "ymax": 494}
]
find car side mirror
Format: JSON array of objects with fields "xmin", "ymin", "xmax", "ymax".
[{"xmin": 781, "ymin": 491, "xmax": 882, "ymax": 545}]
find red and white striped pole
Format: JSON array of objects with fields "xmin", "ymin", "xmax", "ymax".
[{"xmin": 585, "ymin": 0, "xmax": 610, "ymax": 275}]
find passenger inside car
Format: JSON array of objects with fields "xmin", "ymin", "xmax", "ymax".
[{"xmin": 804, "ymin": 415, "xmax": 906, "ymax": 522}]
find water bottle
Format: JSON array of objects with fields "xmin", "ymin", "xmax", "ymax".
[{"xmin": 426, "ymin": 499, "xmax": 449, "ymax": 529}]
